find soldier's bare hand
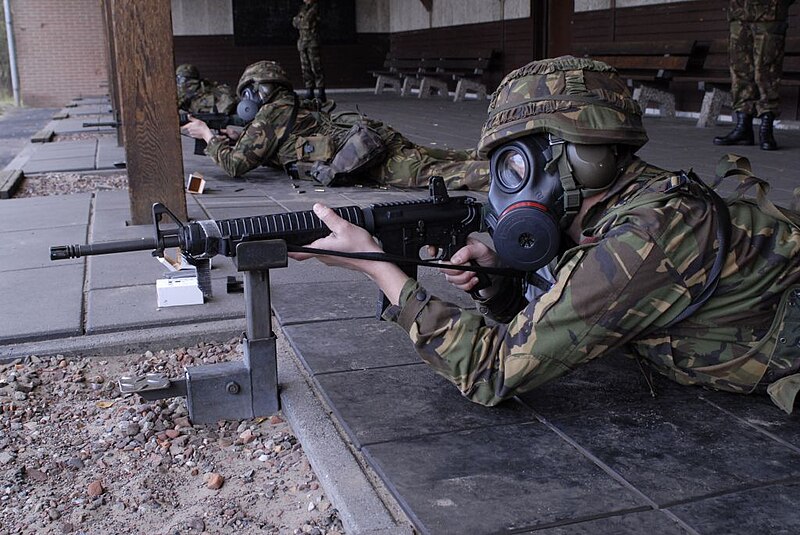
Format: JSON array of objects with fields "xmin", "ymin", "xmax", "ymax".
[
  {"xmin": 439, "ymin": 238, "xmax": 497, "ymax": 291},
  {"xmin": 180, "ymin": 116, "xmax": 214, "ymax": 142},
  {"xmin": 222, "ymin": 126, "xmax": 243, "ymax": 141},
  {"xmin": 288, "ymin": 204, "xmax": 384, "ymax": 273}
]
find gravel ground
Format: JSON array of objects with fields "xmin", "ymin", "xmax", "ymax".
[
  {"xmin": 0, "ymin": 342, "xmax": 344, "ymax": 535},
  {"xmin": 4, "ymin": 172, "xmax": 346, "ymax": 533},
  {"xmin": 14, "ymin": 172, "xmax": 128, "ymax": 198}
]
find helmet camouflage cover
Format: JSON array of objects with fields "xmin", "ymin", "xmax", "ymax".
[
  {"xmin": 175, "ymin": 64, "xmax": 200, "ymax": 80},
  {"xmin": 237, "ymin": 60, "xmax": 292, "ymax": 96},
  {"xmin": 478, "ymin": 56, "xmax": 648, "ymax": 157}
]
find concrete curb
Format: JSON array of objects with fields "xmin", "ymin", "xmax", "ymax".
[
  {"xmin": 0, "ymin": 318, "xmax": 245, "ymax": 361},
  {"xmin": 277, "ymin": 333, "xmax": 413, "ymax": 535}
]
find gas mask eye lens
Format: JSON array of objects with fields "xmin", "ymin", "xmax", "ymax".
[{"xmin": 495, "ymin": 149, "xmax": 527, "ymax": 192}]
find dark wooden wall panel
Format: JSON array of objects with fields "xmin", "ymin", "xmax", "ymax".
[{"xmin": 173, "ymin": 34, "xmax": 389, "ymax": 90}]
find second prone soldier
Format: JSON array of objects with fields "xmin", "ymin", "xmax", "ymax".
[{"xmin": 181, "ymin": 60, "xmax": 489, "ymax": 190}]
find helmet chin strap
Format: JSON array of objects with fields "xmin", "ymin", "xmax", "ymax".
[{"xmin": 545, "ymin": 135, "xmax": 582, "ymax": 229}]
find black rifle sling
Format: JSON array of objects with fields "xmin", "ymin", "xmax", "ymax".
[{"xmin": 286, "ymin": 245, "xmax": 551, "ymax": 289}]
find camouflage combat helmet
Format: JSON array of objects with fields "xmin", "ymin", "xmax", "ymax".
[
  {"xmin": 175, "ymin": 64, "xmax": 200, "ymax": 80},
  {"xmin": 478, "ymin": 56, "xmax": 648, "ymax": 158},
  {"xmin": 236, "ymin": 60, "xmax": 292, "ymax": 96}
]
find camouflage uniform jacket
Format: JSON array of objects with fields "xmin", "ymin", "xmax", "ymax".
[
  {"xmin": 728, "ymin": 0, "xmax": 795, "ymax": 21},
  {"xmin": 385, "ymin": 158, "xmax": 800, "ymax": 413},
  {"xmin": 293, "ymin": 3, "xmax": 320, "ymax": 46},
  {"xmin": 206, "ymin": 90, "xmax": 350, "ymax": 177},
  {"xmin": 178, "ymin": 80, "xmax": 237, "ymax": 115}
]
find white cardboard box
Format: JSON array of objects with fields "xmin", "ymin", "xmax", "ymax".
[{"xmin": 156, "ymin": 277, "xmax": 204, "ymax": 307}]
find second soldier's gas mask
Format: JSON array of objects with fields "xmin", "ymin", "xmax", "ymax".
[
  {"xmin": 485, "ymin": 135, "xmax": 619, "ymax": 272},
  {"xmin": 236, "ymin": 83, "xmax": 276, "ymax": 122}
]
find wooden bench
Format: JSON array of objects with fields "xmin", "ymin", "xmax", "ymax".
[
  {"xmin": 573, "ymin": 40, "xmax": 708, "ymax": 118},
  {"xmin": 401, "ymin": 51, "xmax": 492, "ymax": 102},
  {"xmin": 676, "ymin": 37, "xmax": 800, "ymax": 126},
  {"xmin": 370, "ymin": 55, "xmax": 426, "ymax": 95}
]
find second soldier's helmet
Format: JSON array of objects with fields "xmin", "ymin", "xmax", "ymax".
[
  {"xmin": 478, "ymin": 56, "xmax": 648, "ymax": 158},
  {"xmin": 175, "ymin": 63, "xmax": 200, "ymax": 81},
  {"xmin": 236, "ymin": 60, "xmax": 292, "ymax": 96}
]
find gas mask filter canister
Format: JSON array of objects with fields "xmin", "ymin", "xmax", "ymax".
[{"xmin": 485, "ymin": 136, "xmax": 565, "ymax": 273}]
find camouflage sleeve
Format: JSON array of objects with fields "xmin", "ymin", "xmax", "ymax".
[
  {"xmin": 205, "ymin": 107, "xmax": 283, "ymax": 177},
  {"xmin": 388, "ymin": 225, "xmax": 691, "ymax": 406}
]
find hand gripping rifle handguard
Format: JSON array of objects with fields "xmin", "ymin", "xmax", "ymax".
[
  {"xmin": 51, "ymin": 177, "xmax": 496, "ymax": 305},
  {"xmin": 179, "ymin": 111, "xmax": 247, "ymax": 155}
]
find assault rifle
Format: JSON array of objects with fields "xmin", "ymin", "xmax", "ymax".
[
  {"xmin": 179, "ymin": 111, "xmax": 247, "ymax": 155},
  {"xmin": 50, "ymin": 177, "xmax": 495, "ymax": 310}
]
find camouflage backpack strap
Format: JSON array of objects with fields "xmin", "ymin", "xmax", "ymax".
[
  {"xmin": 715, "ymin": 154, "xmax": 800, "ymax": 228},
  {"xmin": 664, "ymin": 170, "xmax": 732, "ymax": 328}
]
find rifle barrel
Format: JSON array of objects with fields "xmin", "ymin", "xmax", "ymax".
[{"xmin": 50, "ymin": 237, "xmax": 176, "ymax": 260}]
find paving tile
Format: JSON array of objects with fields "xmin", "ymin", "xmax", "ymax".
[
  {"xmin": 23, "ymin": 158, "xmax": 96, "ymax": 174},
  {"xmin": 315, "ymin": 363, "xmax": 537, "ymax": 447},
  {"xmin": 2, "ymin": 225, "xmax": 87, "ymax": 271},
  {"xmin": 85, "ymin": 278, "xmax": 244, "ymax": 334},
  {"xmin": 0, "ymin": 194, "xmax": 91, "ymax": 231},
  {"xmin": 283, "ymin": 318, "xmax": 421, "ymax": 375},
  {"xmin": 94, "ymin": 190, "xmax": 130, "ymax": 211},
  {"xmin": 95, "ymin": 139, "xmax": 126, "ymax": 169},
  {"xmin": 0, "ymin": 263, "xmax": 84, "ymax": 343},
  {"xmin": 26, "ymin": 141, "xmax": 97, "ymax": 158},
  {"xmin": 269, "ymin": 258, "xmax": 367, "ymax": 285},
  {"xmin": 667, "ymin": 480, "xmax": 800, "ymax": 535},
  {"xmin": 201, "ymin": 203, "xmax": 286, "ymax": 220},
  {"xmin": 544, "ymin": 397, "xmax": 800, "ymax": 506},
  {"xmin": 270, "ymin": 280, "xmax": 378, "ymax": 325},
  {"xmin": 696, "ymin": 390, "xmax": 800, "ymax": 449},
  {"xmin": 530, "ymin": 509, "xmax": 692, "ymax": 534},
  {"xmin": 517, "ymin": 352, "xmax": 688, "ymax": 420},
  {"xmin": 362, "ymin": 424, "xmax": 648, "ymax": 534}
]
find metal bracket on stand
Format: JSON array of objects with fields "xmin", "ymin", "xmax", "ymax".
[{"xmin": 118, "ymin": 240, "xmax": 287, "ymax": 423}]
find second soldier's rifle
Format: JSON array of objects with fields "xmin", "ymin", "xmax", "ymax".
[{"xmin": 179, "ymin": 111, "xmax": 247, "ymax": 155}]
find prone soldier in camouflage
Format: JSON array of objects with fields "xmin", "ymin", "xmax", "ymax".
[
  {"xmin": 714, "ymin": 0, "xmax": 796, "ymax": 150},
  {"xmin": 176, "ymin": 64, "xmax": 238, "ymax": 115},
  {"xmin": 292, "ymin": 0, "xmax": 326, "ymax": 102},
  {"xmin": 290, "ymin": 56, "xmax": 800, "ymax": 415},
  {"xmin": 181, "ymin": 60, "xmax": 489, "ymax": 190}
]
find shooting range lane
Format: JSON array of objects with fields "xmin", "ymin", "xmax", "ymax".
[{"xmin": 3, "ymin": 92, "xmax": 800, "ymax": 534}]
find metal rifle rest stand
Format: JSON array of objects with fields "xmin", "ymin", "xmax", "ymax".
[{"xmin": 118, "ymin": 240, "xmax": 286, "ymax": 424}]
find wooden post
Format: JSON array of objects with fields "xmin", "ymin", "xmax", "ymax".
[
  {"xmin": 109, "ymin": 0, "xmax": 186, "ymax": 225},
  {"xmin": 101, "ymin": 0, "xmax": 123, "ymax": 145}
]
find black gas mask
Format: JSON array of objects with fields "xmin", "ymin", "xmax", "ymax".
[
  {"xmin": 486, "ymin": 135, "xmax": 618, "ymax": 272},
  {"xmin": 237, "ymin": 84, "xmax": 275, "ymax": 122}
]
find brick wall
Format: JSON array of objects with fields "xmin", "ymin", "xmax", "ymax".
[{"xmin": 11, "ymin": 0, "xmax": 108, "ymax": 107}]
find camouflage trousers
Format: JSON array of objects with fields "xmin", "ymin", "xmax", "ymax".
[
  {"xmin": 729, "ymin": 20, "xmax": 789, "ymax": 116},
  {"xmin": 367, "ymin": 133, "xmax": 490, "ymax": 191},
  {"xmin": 298, "ymin": 41, "xmax": 325, "ymax": 89}
]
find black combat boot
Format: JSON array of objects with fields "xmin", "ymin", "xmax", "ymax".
[
  {"xmin": 713, "ymin": 111, "xmax": 754, "ymax": 146},
  {"xmin": 305, "ymin": 87, "xmax": 315, "ymax": 100},
  {"xmin": 317, "ymin": 87, "xmax": 327, "ymax": 103},
  {"xmin": 759, "ymin": 112, "xmax": 778, "ymax": 151}
]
